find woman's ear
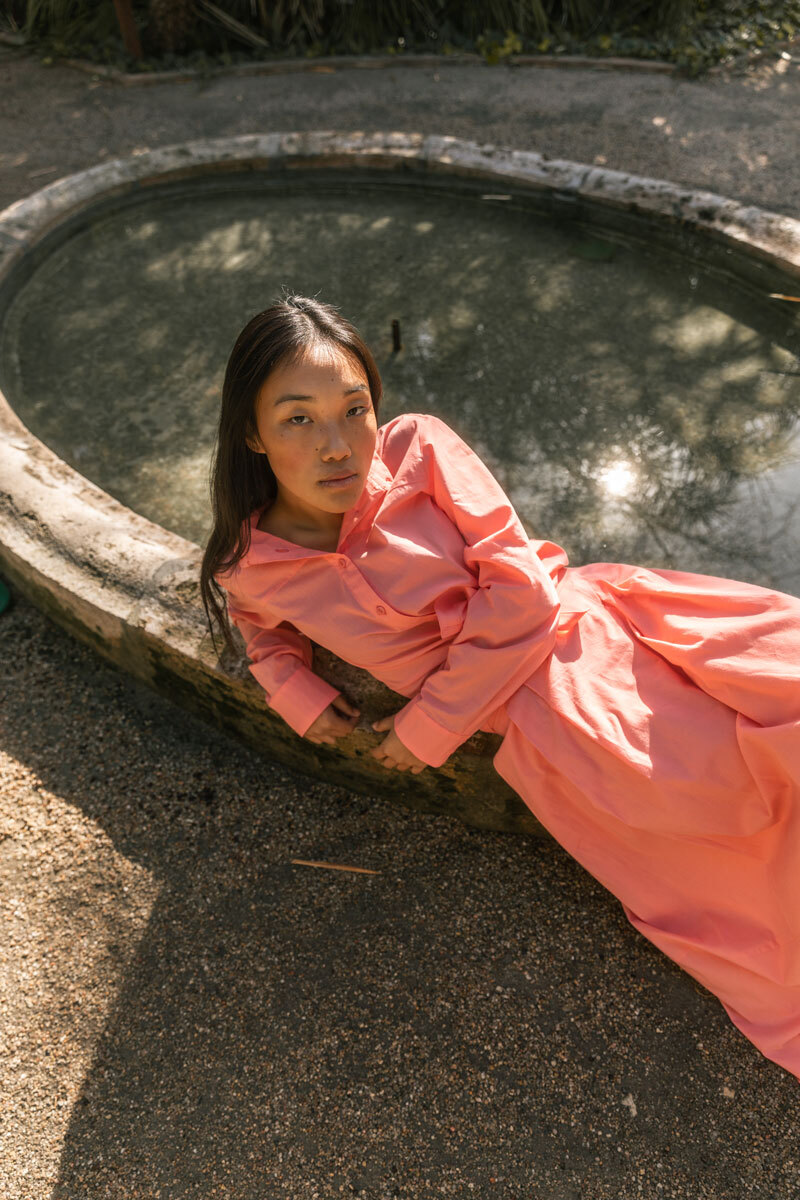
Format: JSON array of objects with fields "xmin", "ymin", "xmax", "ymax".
[{"xmin": 245, "ymin": 432, "xmax": 263, "ymax": 454}]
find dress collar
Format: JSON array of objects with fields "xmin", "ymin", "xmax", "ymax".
[
  {"xmin": 242, "ymin": 446, "xmax": 394, "ymax": 564},
  {"xmin": 359, "ymin": 449, "xmax": 394, "ymax": 506}
]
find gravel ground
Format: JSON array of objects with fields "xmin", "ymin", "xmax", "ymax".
[{"xmin": 1, "ymin": 43, "xmax": 800, "ymax": 1200}]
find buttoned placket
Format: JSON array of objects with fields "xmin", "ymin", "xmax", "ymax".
[
  {"xmin": 261, "ymin": 541, "xmax": 395, "ymax": 622},
  {"xmin": 326, "ymin": 455, "xmax": 398, "ymax": 620},
  {"xmin": 331, "ymin": 549, "xmax": 400, "ymax": 621}
]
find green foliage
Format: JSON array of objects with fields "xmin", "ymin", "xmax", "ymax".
[
  {"xmin": 475, "ymin": 29, "xmax": 522, "ymax": 64},
  {"xmin": 21, "ymin": 0, "xmax": 117, "ymax": 40},
  {"xmin": 10, "ymin": 0, "xmax": 800, "ymax": 76},
  {"xmin": 589, "ymin": 0, "xmax": 800, "ymax": 74}
]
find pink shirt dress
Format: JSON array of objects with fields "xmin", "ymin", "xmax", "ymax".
[{"xmin": 216, "ymin": 412, "xmax": 800, "ymax": 1081}]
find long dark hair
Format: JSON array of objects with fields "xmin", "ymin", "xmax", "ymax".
[{"xmin": 200, "ymin": 294, "xmax": 383, "ymax": 658}]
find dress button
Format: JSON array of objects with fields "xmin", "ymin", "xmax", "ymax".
[{"xmin": 376, "ymin": 605, "xmax": 386, "ymax": 616}]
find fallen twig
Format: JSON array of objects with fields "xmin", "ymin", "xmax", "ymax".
[{"xmin": 290, "ymin": 858, "xmax": 381, "ymax": 875}]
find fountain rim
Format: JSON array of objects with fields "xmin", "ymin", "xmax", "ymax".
[{"xmin": 1, "ymin": 128, "xmax": 799, "ymax": 701}]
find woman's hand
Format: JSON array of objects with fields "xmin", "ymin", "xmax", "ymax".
[
  {"xmin": 369, "ymin": 715, "xmax": 428, "ymax": 774},
  {"xmin": 304, "ymin": 696, "xmax": 360, "ymax": 745}
]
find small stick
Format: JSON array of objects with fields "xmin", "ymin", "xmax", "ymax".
[
  {"xmin": 291, "ymin": 859, "xmax": 381, "ymax": 875},
  {"xmin": 769, "ymin": 293, "xmax": 800, "ymax": 302},
  {"xmin": 391, "ymin": 319, "xmax": 402, "ymax": 353}
]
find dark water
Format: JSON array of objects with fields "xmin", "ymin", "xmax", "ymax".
[{"xmin": 2, "ymin": 179, "xmax": 799, "ymax": 592}]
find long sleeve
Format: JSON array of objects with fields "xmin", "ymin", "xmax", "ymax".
[
  {"xmin": 225, "ymin": 592, "xmax": 341, "ymax": 738},
  {"xmin": 389, "ymin": 415, "xmax": 561, "ymax": 767}
]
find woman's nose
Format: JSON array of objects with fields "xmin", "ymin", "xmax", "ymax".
[{"xmin": 319, "ymin": 427, "xmax": 352, "ymax": 459}]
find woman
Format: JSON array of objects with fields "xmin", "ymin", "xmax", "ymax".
[{"xmin": 200, "ymin": 294, "xmax": 800, "ymax": 1080}]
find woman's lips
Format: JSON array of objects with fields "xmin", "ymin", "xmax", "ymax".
[{"xmin": 318, "ymin": 471, "xmax": 359, "ymax": 488}]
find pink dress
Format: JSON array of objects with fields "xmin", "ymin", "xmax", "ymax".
[{"xmin": 216, "ymin": 412, "xmax": 800, "ymax": 1079}]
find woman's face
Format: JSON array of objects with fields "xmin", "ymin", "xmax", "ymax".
[{"xmin": 247, "ymin": 342, "xmax": 379, "ymax": 529}]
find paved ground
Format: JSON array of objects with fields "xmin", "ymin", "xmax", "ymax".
[
  {"xmin": 2, "ymin": 46, "xmax": 800, "ymax": 216},
  {"xmin": 1, "ymin": 43, "xmax": 799, "ymax": 1200}
]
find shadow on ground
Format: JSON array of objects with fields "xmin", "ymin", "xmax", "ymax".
[{"xmin": 1, "ymin": 594, "xmax": 797, "ymax": 1199}]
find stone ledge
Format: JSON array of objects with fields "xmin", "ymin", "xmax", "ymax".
[{"xmin": 57, "ymin": 51, "xmax": 681, "ymax": 87}]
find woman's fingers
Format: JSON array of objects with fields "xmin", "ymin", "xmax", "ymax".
[
  {"xmin": 307, "ymin": 726, "xmax": 424, "ymax": 772},
  {"xmin": 305, "ymin": 699, "xmax": 362, "ymax": 743},
  {"xmin": 331, "ymin": 717, "xmax": 357, "ymax": 737},
  {"xmin": 376, "ymin": 754, "xmax": 409, "ymax": 772},
  {"xmin": 311, "ymin": 715, "xmax": 357, "ymax": 741},
  {"xmin": 309, "ymin": 709, "xmax": 424, "ymax": 774},
  {"xmin": 367, "ymin": 743, "xmax": 424, "ymax": 772}
]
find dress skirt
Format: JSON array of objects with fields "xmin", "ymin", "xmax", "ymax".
[{"xmin": 489, "ymin": 561, "xmax": 800, "ymax": 1079}]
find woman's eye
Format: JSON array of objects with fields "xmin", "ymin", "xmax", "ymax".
[{"xmin": 286, "ymin": 405, "xmax": 368, "ymax": 427}]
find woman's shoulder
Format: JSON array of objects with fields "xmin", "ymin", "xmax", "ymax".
[
  {"xmin": 378, "ymin": 410, "xmax": 452, "ymax": 440},
  {"xmin": 212, "ymin": 512, "xmax": 262, "ymax": 590},
  {"xmin": 377, "ymin": 411, "xmax": 458, "ymax": 467},
  {"xmin": 213, "ymin": 555, "xmax": 243, "ymax": 591}
]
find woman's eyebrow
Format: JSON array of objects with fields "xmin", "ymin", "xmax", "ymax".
[{"xmin": 273, "ymin": 384, "xmax": 369, "ymax": 406}]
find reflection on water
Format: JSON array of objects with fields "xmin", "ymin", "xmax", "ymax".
[
  {"xmin": 1, "ymin": 179, "xmax": 799, "ymax": 594},
  {"xmin": 598, "ymin": 461, "xmax": 637, "ymax": 497}
]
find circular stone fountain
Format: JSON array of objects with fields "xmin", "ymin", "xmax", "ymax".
[{"xmin": 1, "ymin": 133, "xmax": 799, "ymax": 833}]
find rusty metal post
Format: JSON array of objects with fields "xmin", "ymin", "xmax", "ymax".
[{"xmin": 113, "ymin": 0, "xmax": 143, "ymax": 59}]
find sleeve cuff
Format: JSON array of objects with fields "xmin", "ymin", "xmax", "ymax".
[
  {"xmin": 392, "ymin": 695, "xmax": 469, "ymax": 768},
  {"xmin": 250, "ymin": 661, "xmax": 341, "ymax": 738}
]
